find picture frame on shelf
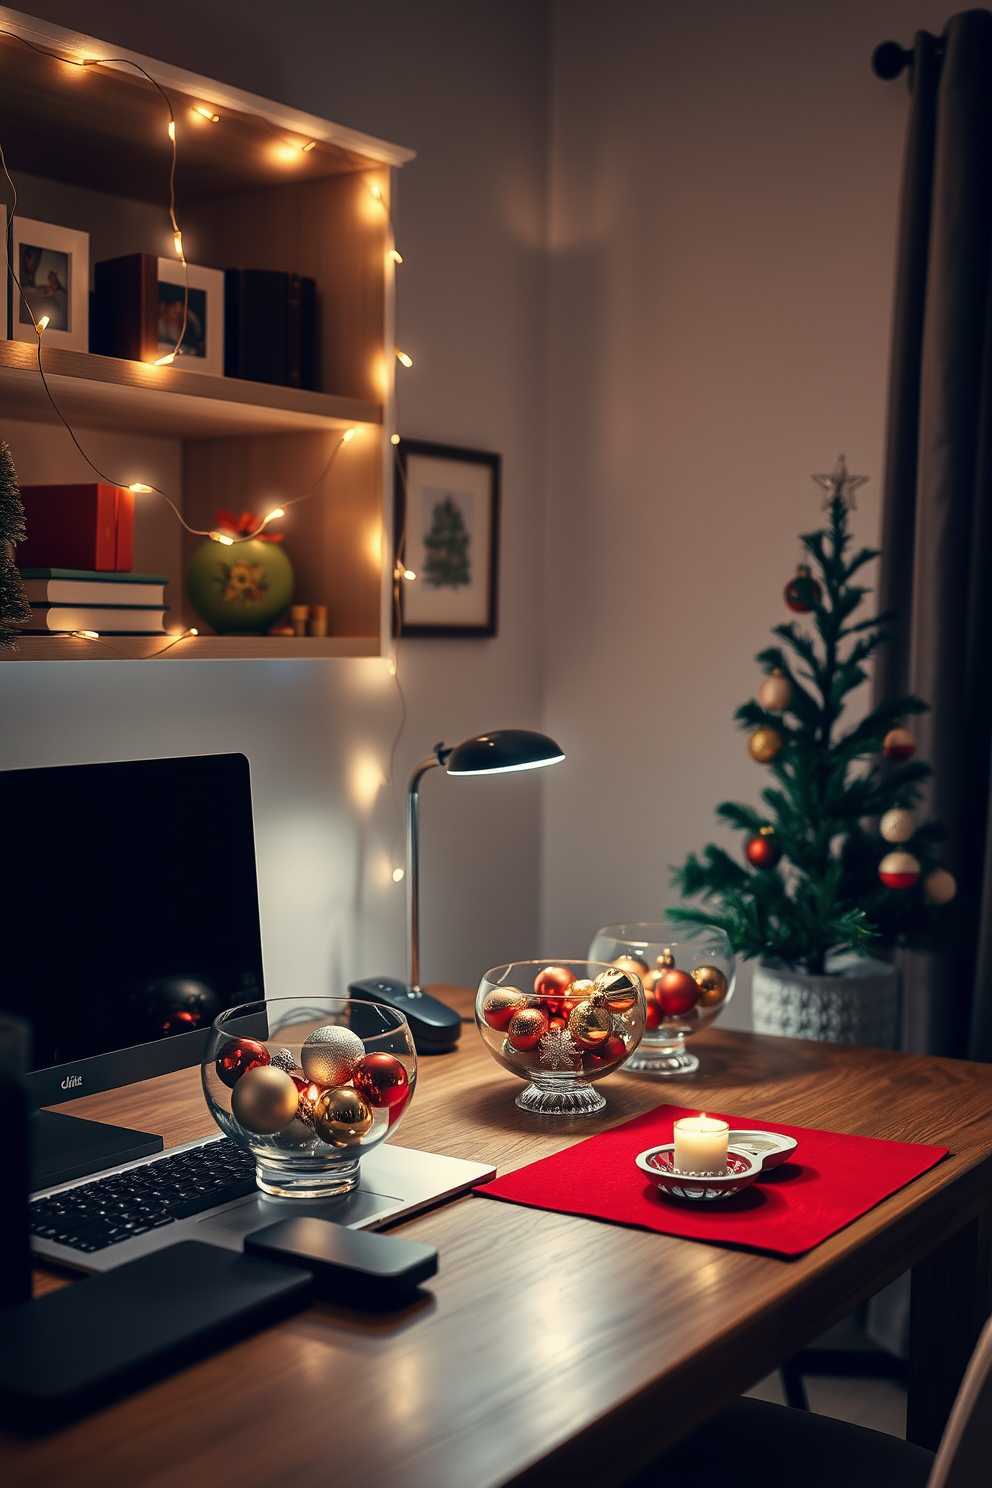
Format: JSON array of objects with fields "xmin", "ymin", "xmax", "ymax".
[
  {"xmin": 10, "ymin": 216, "xmax": 89, "ymax": 350},
  {"xmin": 393, "ymin": 438, "xmax": 500, "ymax": 637},
  {"xmin": 156, "ymin": 258, "xmax": 225, "ymax": 374}
]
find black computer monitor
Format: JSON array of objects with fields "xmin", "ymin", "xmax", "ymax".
[{"xmin": 2, "ymin": 754, "xmax": 265, "ymax": 1186}]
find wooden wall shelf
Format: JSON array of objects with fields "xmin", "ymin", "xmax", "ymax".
[
  {"xmin": 0, "ymin": 8, "xmax": 408, "ymax": 662},
  {"xmin": 4, "ymin": 634, "xmax": 380, "ymax": 661},
  {"xmin": 0, "ymin": 342, "xmax": 382, "ymax": 439}
]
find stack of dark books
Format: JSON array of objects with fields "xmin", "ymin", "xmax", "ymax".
[{"xmin": 18, "ymin": 571, "xmax": 169, "ymax": 634}]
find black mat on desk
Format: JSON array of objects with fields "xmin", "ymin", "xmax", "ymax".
[{"xmin": 0, "ymin": 1240, "xmax": 313, "ymax": 1432}]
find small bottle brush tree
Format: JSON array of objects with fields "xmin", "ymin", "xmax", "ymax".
[
  {"xmin": 668, "ymin": 458, "xmax": 955, "ymax": 976},
  {"xmin": 0, "ymin": 442, "xmax": 30, "ymax": 649}
]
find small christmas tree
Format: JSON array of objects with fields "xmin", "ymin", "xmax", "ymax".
[
  {"xmin": 668, "ymin": 457, "xmax": 956, "ymax": 975},
  {"xmin": 0, "ymin": 442, "xmax": 30, "ymax": 649},
  {"xmin": 423, "ymin": 495, "xmax": 471, "ymax": 588}
]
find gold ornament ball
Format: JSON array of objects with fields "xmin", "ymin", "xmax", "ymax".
[
  {"xmin": 230, "ymin": 1065, "xmax": 299, "ymax": 1134},
  {"xmin": 313, "ymin": 1085, "xmax": 374, "ymax": 1147},
  {"xmin": 301, "ymin": 1024, "xmax": 365, "ymax": 1086},
  {"xmin": 924, "ymin": 867, "xmax": 957, "ymax": 905},
  {"xmin": 482, "ymin": 987, "xmax": 527, "ymax": 1031},
  {"xmin": 748, "ymin": 726, "xmax": 783, "ymax": 764},
  {"xmin": 611, "ymin": 954, "xmax": 650, "ymax": 981},
  {"xmin": 593, "ymin": 967, "xmax": 640, "ymax": 1012},
  {"xmin": 880, "ymin": 807, "xmax": 915, "ymax": 843},
  {"xmin": 567, "ymin": 1000, "xmax": 613, "ymax": 1049},
  {"xmin": 758, "ymin": 671, "xmax": 792, "ymax": 713},
  {"xmin": 691, "ymin": 964, "xmax": 728, "ymax": 1007},
  {"xmin": 656, "ymin": 948, "xmax": 675, "ymax": 971}
]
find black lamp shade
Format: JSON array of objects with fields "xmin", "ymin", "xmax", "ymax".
[{"xmin": 445, "ymin": 729, "xmax": 565, "ymax": 776}]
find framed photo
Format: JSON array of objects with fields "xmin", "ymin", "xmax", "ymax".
[
  {"xmin": 394, "ymin": 438, "xmax": 500, "ymax": 637},
  {"xmin": 156, "ymin": 258, "xmax": 224, "ymax": 374},
  {"xmin": 11, "ymin": 216, "xmax": 89, "ymax": 350}
]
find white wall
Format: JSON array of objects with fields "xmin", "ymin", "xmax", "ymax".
[
  {"xmin": 4, "ymin": 0, "xmax": 959, "ymax": 1024},
  {"xmin": 1, "ymin": 1, "xmax": 552, "ymax": 994},
  {"xmin": 541, "ymin": 0, "xmax": 952, "ymax": 1025}
]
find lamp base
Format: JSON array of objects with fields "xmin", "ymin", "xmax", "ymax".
[{"xmin": 347, "ymin": 977, "xmax": 462, "ymax": 1054}]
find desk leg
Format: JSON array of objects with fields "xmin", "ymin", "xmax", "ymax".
[{"xmin": 907, "ymin": 1210, "xmax": 992, "ymax": 1449}]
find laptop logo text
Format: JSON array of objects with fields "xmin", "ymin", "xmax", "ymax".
[{"xmin": 61, "ymin": 1074, "xmax": 83, "ymax": 1089}]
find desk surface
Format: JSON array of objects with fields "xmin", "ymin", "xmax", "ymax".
[{"xmin": 6, "ymin": 995, "xmax": 992, "ymax": 1488}]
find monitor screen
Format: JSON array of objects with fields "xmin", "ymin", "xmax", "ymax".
[{"xmin": 2, "ymin": 754, "xmax": 264, "ymax": 1096}]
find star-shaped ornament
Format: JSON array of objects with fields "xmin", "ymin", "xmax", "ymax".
[{"xmin": 812, "ymin": 455, "xmax": 868, "ymax": 512}]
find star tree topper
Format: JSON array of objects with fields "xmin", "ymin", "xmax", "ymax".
[{"xmin": 812, "ymin": 454, "xmax": 868, "ymax": 511}]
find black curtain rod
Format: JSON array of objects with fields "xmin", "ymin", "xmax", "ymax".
[{"xmin": 872, "ymin": 37, "xmax": 944, "ymax": 80}]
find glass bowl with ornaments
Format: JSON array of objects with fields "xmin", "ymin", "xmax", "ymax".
[
  {"xmin": 476, "ymin": 960, "xmax": 647, "ymax": 1115},
  {"xmin": 588, "ymin": 924, "xmax": 735, "ymax": 1076},
  {"xmin": 202, "ymin": 997, "xmax": 416, "ymax": 1199}
]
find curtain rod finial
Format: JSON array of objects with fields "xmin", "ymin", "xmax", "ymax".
[{"xmin": 873, "ymin": 40, "xmax": 913, "ymax": 80}]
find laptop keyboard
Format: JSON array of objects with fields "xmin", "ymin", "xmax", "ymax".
[{"xmin": 30, "ymin": 1139, "xmax": 257, "ymax": 1254}]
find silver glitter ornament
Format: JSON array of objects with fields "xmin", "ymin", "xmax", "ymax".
[
  {"xmin": 301, "ymin": 1024, "xmax": 365, "ymax": 1086},
  {"xmin": 269, "ymin": 1047, "xmax": 299, "ymax": 1073}
]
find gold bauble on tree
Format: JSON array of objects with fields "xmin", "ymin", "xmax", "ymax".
[
  {"xmin": 748, "ymin": 726, "xmax": 783, "ymax": 763},
  {"xmin": 924, "ymin": 867, "xmax": 957, "ymax": 905},
  {"xmin": 880, "ymin": 807, "xmax": 915, "ymax": 843},
  {"xmin": 230, "ymin": 1065, "xmax": 299, "ymax": 1134},
  {"xmin": 758, "ymin": 670, "xmax": 792, "ymax": 713}
]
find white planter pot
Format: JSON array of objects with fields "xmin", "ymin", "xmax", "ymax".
[{"xmin": 751, "ymin": 954, "xmax": 900, "ymax": 1050}]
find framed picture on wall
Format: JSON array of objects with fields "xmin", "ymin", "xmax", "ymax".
[
  {"xmin": 393, "ymin": 438, "xmax": 500, "ymax": 637},
  {"xmin": 10, "ymin": 216, "xmax": 89, "ymax": 350},
  {"xmin": 156, "ymin": 258, "xmax": 225, "ymax": 374}
]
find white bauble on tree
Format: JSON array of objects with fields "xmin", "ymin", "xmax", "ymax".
[
  {"xmin": 880, "ymin": 807, "xmax": 915, "ymax": 843},
  {"xmin": 758, "ymin": 670, "xmax": 792, "ymax": 712}
]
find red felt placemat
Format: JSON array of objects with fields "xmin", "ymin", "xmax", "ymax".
[{"xmin": 475, "ymin": 1103, "xmax": 948, "ymax": 1258}]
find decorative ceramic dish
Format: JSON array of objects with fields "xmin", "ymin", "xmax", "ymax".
[
  {"xmin": 636, "ymin": 1143, "xmax": 763, "ymax": 1201},
  {"xmin": 726, "ymin": 1130, "xmax": 798, "ymax": 1169}
]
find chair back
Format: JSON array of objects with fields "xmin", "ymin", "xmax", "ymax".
[{"xmin": 928, "ymin": 1310, "xmax": 992, "ymax": 1488}]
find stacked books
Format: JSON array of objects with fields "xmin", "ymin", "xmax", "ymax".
[{"xmin": 18, "ymin": 570, "xmax": 170, "ymax": 634}]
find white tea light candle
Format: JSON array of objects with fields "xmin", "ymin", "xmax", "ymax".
[{"xmin": 673, "ymin": 1115, "xmax": 729, "ymax": 1174}]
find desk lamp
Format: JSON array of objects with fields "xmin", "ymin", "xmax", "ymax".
[{"xmin": 349, "ymin": 729, "xmax": 566, "ymax": 1052}]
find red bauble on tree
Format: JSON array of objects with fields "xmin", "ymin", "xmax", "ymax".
[
  {"xmin": 883, "ymin": 727, "xmax": 916, "ymax": 762},
  {"xmin": 656, "ymin": 969, "xmax": 701, "ymax": 1016},
  {"xmin": 745, "ymin": 827, "xmax": 782, "ymax": 869},
  {"xmin": 215, "ymin": 1037, "xmax": 270, "ymax": 1089},
  {"xmin": 784, "ymin": 564, "xmax": 822, "ymax": 613},
  {"xmin": 879, "ymin": 851, "xmax": 920, "ymax": 889}
]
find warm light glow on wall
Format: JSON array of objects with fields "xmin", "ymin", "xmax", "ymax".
[
  {"xmin": 192, "ymin": 104, "xmax": 220, "ymax": 123},
  {"xmin": 365, "ymin": 524, "xmax": 383, "ymax": 568},
  {"xmin": 350, "ymin": 753, "xmax": 385, "ymax": 812}
]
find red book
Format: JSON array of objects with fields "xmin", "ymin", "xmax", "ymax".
[{"xmin": 17, "ymin": 485, "xmax": 134, "ymax": 572}]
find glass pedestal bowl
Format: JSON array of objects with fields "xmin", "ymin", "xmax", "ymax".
[
  {"xmin": 588, "ymin": 925, "xmax": 735, "ymax": 1076},
  {"xmin": 476, "ymin": 959, "xmax": 646, "ymax": 1116},
  {"xmin": 202, "ymin": 996, "xmax": 416, "ymax": 1199}
]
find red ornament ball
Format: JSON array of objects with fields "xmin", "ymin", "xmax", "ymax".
[
  {"xmin": 879, "ymin": 850, "xmax": 921, "ymax": 889},
  {"xmin": 784, "ymin": 565, "xmax": 822, "ymax": 613},
  {"xmin": 482, "ymin": 987, "xmax": 526, "ymax": 1031},
  {"xmin": 656, "ymin": 969, "xmax": 701, "ymax": 1016},
  {"xmin": 745, "ymin": 830, "xmax": 782, "ymax": 869},
  {"xmin": 533, "ymin": 964, "xmax": 576, "ymax": 998},
  {"xmin": 352, "ymin": 1052, "xmax": 410, "ymax": 1109},
  {"xmin": 506, "ymin": 1006, "xmax": 549, "ymax": 1051},
  {"xmin": 883, "ymin": 727, "xmax": 917, "ymax": 762},
  {"xmin": 215, "ymin": 1037, "xmax": 270, "ymax": 1089},
  {"xmin": 644, "ymin": 998, "xmax": 663, "ymax": 1030},
  {"xmin": 585, "ymin": 1034, "xmax": 628, "ymax": 1069}
]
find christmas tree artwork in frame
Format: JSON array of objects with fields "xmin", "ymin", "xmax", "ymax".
[
  {"xmin": 393, "ymin": 438, "xmax": 500, "ymax": 637},
  {"xmin": 0, "ymin": 443, "xmax": 31, "ymax": 650},
  {"xmin": 669, "ymin": 458, "xmax": 956, "ymax": 1050}
]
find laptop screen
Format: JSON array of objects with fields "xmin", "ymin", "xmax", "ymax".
[{"xmin": 2, "ymin": 753, "xmax": 265, "ymax": 1073}]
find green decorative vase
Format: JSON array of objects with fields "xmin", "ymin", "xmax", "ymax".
[{"xmin": 185, "ymin": 537, "xmax": 294, "ymax": 634}]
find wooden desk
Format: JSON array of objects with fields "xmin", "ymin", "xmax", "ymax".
[{"xmin": 5, "ymin": 1006, "xmax": 992, "ymax": 1487}]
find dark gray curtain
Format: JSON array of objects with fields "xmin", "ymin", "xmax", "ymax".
[{"xmin": 875, "ymin": 10, "xmax": 992, "ymax": 1060}]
